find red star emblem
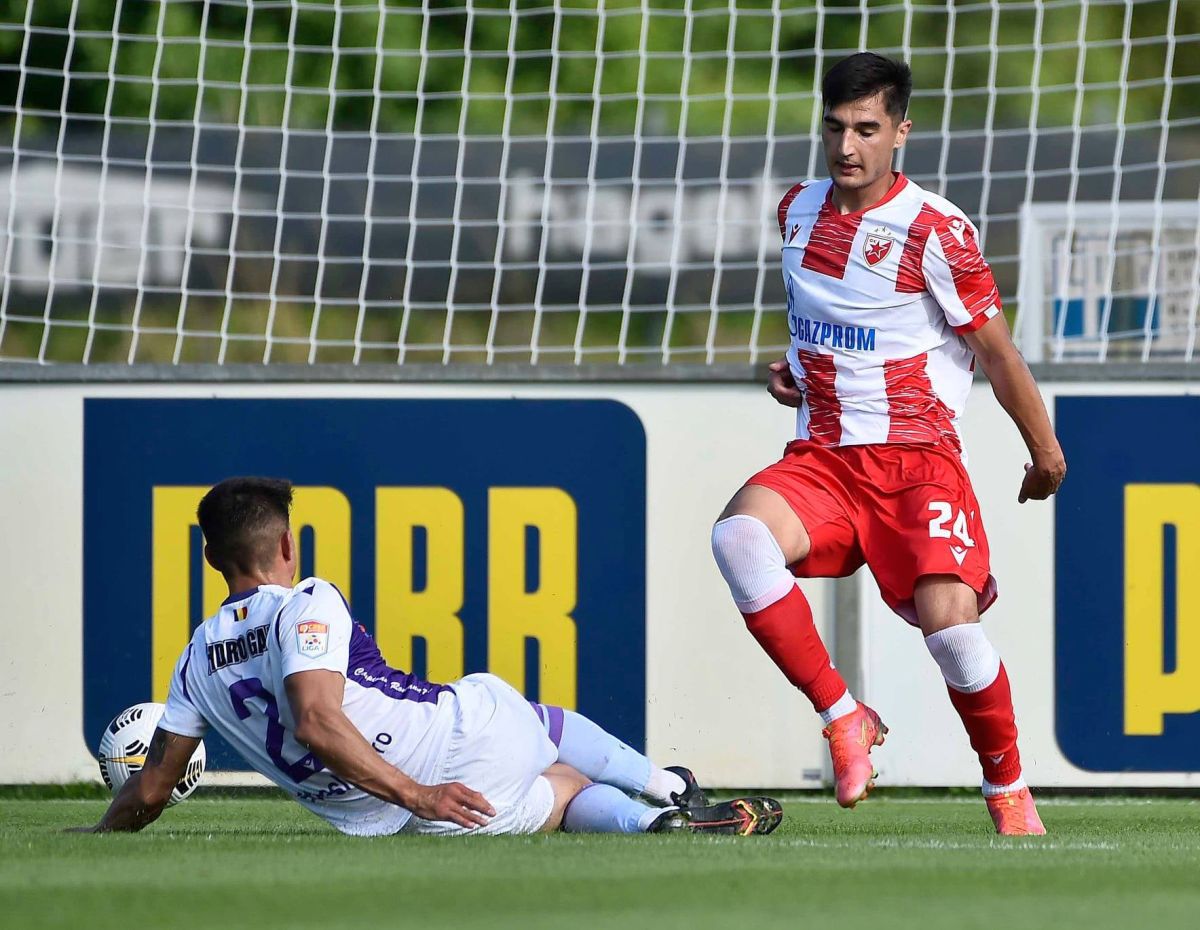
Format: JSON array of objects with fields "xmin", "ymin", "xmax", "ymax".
[{"xmin": 864, "ymin": 235, "xmax": 893, "ymax": 266}]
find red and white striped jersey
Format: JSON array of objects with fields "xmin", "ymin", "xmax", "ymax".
[{"xmin": 777, "ymin": 172, "xmax": 1001, "ymax": 453}]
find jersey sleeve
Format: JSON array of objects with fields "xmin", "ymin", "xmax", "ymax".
[
  {"xmin": 777, "ymin": 181, "xmax": 808, "ymax": 240},
  {"xmin": 271, "ymin": 580, "xmax": 354, "ymax": 680},
  {"xmin": 159, "ymin": 642, "xmax": 209, "ymax": 738},
  {"xmin": 923, "ymin": 215, "xmax": 1003, "ymax": 334}
]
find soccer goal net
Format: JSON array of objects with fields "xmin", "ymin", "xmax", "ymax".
[{"xmin": 1, "ymin": 0, "xmax": 1197, "ymax": 367}]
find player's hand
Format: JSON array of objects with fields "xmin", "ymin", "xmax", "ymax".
[
  {"xmin": 766, "ymin": 357, "xmax": 803, "ymax": 408},
  {"xmin": 408, "ymin": 781, "xmax": 495, "ymax": 828},
  {"xmin": 1018, "ymin": 449, "xmax": 1066, "ymax": 503}
]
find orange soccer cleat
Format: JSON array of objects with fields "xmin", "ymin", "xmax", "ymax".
[
  {"xmin": 822, "ymin": 702, "xmax": 888, "ymax": 808},
  {"xmin": 986, "ymin": 787, "xmax": 1046, "ymax": 836}
]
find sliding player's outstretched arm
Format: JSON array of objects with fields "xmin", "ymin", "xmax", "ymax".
[
  {"xmin": 963, "ymin": 315, "xmax": 1066, "ymax": 502},
  {"xmin": 72, "ymin": 728, "xmax": 200, "ymax": 833},
  {"xmin": 284, "ymin": 668, "xmax": 494, "ymax": 828}
]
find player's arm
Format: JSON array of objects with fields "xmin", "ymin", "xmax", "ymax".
[
  {"xmin": 963, "ymin": 316, "xmax": 1066, "ymax": 502},
  {"xmin": 922, "ymin": 215, "xmax": 1065, "ymax": 502},
  {"xmin": 766, "ymin": 357, "xmax": 803, "ymax": 407},
  {"xmin": 283, "ymin": 669, "xmax": 493, "ymax": 828},
  {"xmin": 70, "ymin": 728, "xmax": 199, "ymax": 833}
]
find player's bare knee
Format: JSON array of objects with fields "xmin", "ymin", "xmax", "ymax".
[
  {"xmin": 715, "ymin": 486, "xmax": 811, "ymax": 564},
  {"xmin": 914, "ymin": 575, "xmax": 980, "ymax": 636},
  {"xmin": 539, "ymin": 764, "xmax": 591, "ymax": 833}
]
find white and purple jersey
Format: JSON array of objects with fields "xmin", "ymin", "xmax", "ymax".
[{"xmin": 160, "ymin": 576, "xmax": 457, "ymax": 836}]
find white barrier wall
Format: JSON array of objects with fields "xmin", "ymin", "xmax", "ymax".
[
  {"xmin": 0, "ymin": 382, "xmax": 830, "ymax": 788},
  {"xmin": 0, "ymin": 379, "xmax": 1194, "ymax": 788}
]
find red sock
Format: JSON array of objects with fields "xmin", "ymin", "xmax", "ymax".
[
  {"xmin": 742, "ymin": 585, "xmax": 847, "ymax": 712},
  {"xmin": 946, "ymin": 662, "xmax": 1023, "ymax": 785}
]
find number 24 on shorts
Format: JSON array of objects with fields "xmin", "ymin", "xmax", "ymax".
[{"xmin": 927, "ymin": 502, "xmax": 976, "ymax": 564}]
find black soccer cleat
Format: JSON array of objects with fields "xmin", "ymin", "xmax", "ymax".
[
  {"xmin": 646, "ymin": 796, "xmax": 784, "ymax": 836},
  {"xmin": 665, "ymin": 765, "xmax": 708, "ymax": 809}
]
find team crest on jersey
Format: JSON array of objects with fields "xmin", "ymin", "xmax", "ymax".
[
  {"xmin": 296, "ymin": 621, "xmax": 329, "ymax": 658},
  {"xmin": 863, "ymin": 227, "xmax": 894, "ymax": 266}
]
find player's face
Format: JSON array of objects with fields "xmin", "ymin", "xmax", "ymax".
[{"xmin": 822, "ymin": 93, "xmax": 911, "ymax": 192}]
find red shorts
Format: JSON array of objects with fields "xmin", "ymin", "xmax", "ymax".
[{"xmin": 747, "ymin": 439, "xmax": 997, "ymax": 625}]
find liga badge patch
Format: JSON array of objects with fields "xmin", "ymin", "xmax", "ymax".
[
  {"xmin": 863, "ymin": 228, "xmax": 894, "ymax": 266},
  {"xmin": 296, "ymin": 621, "xmax": 329, "ymax": 658}
]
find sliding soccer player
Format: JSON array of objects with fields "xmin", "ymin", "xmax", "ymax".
[
  {"xmin": 81, "ymin": 477, "xmax": 782, "ymax": 838},
  {"xmin": 710, "ymin": 53, "xmax": 1065, "ymax": 834}
]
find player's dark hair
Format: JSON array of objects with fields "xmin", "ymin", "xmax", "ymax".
[
  {"xmin": 822, "ymin": 52, "xmax": 912, "ymax": 122},
  {"xmin": 197, "ymin": 477, "xmax": 294, "ymax": 577}
]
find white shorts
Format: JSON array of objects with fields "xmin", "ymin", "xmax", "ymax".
[{"xmin": 400, "ymin": 673, "xmax": 558, "ymax": 836}]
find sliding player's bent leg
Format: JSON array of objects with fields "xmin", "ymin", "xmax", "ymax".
[
  {"xmin": 529, "ymin": 704, "xmax": 703, "ymax": 807},
  {"xmin": 560, "ymin": 781, "xmax": 674, "ymax": 834},
  {"xmin": 917, "ymin": 577, "xmax": 1045, "ymax": 836},
  {"xmin": 557, "ymin": 775, "xmax": 784, "ymax": 836},
  {"xmin": 537, "ymin": 763, "xmax": 592, "ymax": 832}
]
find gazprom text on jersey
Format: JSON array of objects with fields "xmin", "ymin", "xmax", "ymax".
[{"xmin": 789, "ymin": 311, "xmax": 877, "ymax": 352}]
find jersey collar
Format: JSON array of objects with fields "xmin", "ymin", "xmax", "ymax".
[
  {"xmin": 825, "ymin": 171, "xmax": 908, "ymax": 218},
  {"xmin": 222, "ymin": 587, "xmax": 261, "ymax": 607}
]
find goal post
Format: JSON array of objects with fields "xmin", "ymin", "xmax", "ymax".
[{"xmin": 1, "ymin": 0, "xmax": 1197, "ymax": 367}]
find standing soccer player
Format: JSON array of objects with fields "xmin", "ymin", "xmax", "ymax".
[{"xmin": 709, "ymin": 53, "xmax": 1065, "ymax": 835}]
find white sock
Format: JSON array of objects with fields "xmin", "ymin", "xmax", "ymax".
[
  {"xmin": 710, "ymin": 515, "xmax": 796, "ymax": 612},
  {"xmin": 924, "ymin": 623, "xmax": 1001, "ymax": 693},
  {"xmin": 643, "ymin": 768, "xmax": 687, "ymax": 804},
  {"xmin": 562, "ymin": 783, "xmax": 667, "ymax": 834},
  {"xmin": 819, "ymin": 690, "xmax": 858, "ymax": 725},
  {"xmin": 638, "ymin": 805, "xmax": 678, "ymax": 831},
  {"xmin": 982, "ymin": 777, "xmax": 1026, "ymax": 797}
]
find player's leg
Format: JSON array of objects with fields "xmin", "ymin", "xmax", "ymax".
[
  {"xmin": 529, "ymin": 703, "xmax": 705, "ymax": 807},
  {"xmin": 550, "ymin": 762, "xmax": 783, "ymax": 836},
  {"xmin": 915, "ymin": 577, "xmax": 1044, "ymax": 836},
  {"xmin": 549, "ymin": 764, "xmax": 668, "ymax": 834},
  {"xmin": 862, "ymin": 444, "xmax": 1042, "ymax": 835},
  {"xmin": 537, "ymin": 763, "xmax": 594, "ymax": 832},
  {"xmin": 712, "ymin": 454, "xmax": 886, "ymax": 809},
  {"xmin": 712, "ymin": 484, "xmax": 856, "ymax": 722}
]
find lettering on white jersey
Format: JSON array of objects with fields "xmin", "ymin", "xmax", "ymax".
[
  {"xmin": 206, "ymin": 624, "xmax": 269, "ymax": 673},
  {"xmin": 159, "ymin": 578, "xmax": 456, "ymax": 837}
]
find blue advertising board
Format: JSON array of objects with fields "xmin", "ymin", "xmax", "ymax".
[
  {"xmin": 1055, "ymin": 395, "xmax": 1200, "ymax": 771},
  {"xmin": 84, "ymin": 398, "xmax": 647, "ymax": 769}
]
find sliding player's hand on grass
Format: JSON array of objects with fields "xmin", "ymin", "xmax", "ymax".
[
  {"xmin": 407, "ymin": 782, "xmax": 495, "ymax": 828},
  {"xmin": 766, "ymin": 357, "xmax": 803, "ymax": 408}
]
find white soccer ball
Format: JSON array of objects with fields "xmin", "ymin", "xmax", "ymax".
[{"xmin": 97, "ymin": 702, "xmax": 206, "ymax": 806}]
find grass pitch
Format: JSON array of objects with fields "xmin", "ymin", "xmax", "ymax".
[{"xmin": 2, "ymin": 793, "xmax": 1198, "ymax": 930}]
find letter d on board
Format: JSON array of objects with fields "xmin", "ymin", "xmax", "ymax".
[
  {"xmin": 488, "ymin": 488, "xmax": 578, "ymax": 708},
  {"xmin": 1124, "ymin": 484, "xmax": 1200, "ymax": 735}
]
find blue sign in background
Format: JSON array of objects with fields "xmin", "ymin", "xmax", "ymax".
[
  {"xmin": 84, "ymin": 398, "xmax": 647, "ymax": 769},
  {"xmin": 1055, "ymin": 394, "xmax": 1200, "ymax": 771}
]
